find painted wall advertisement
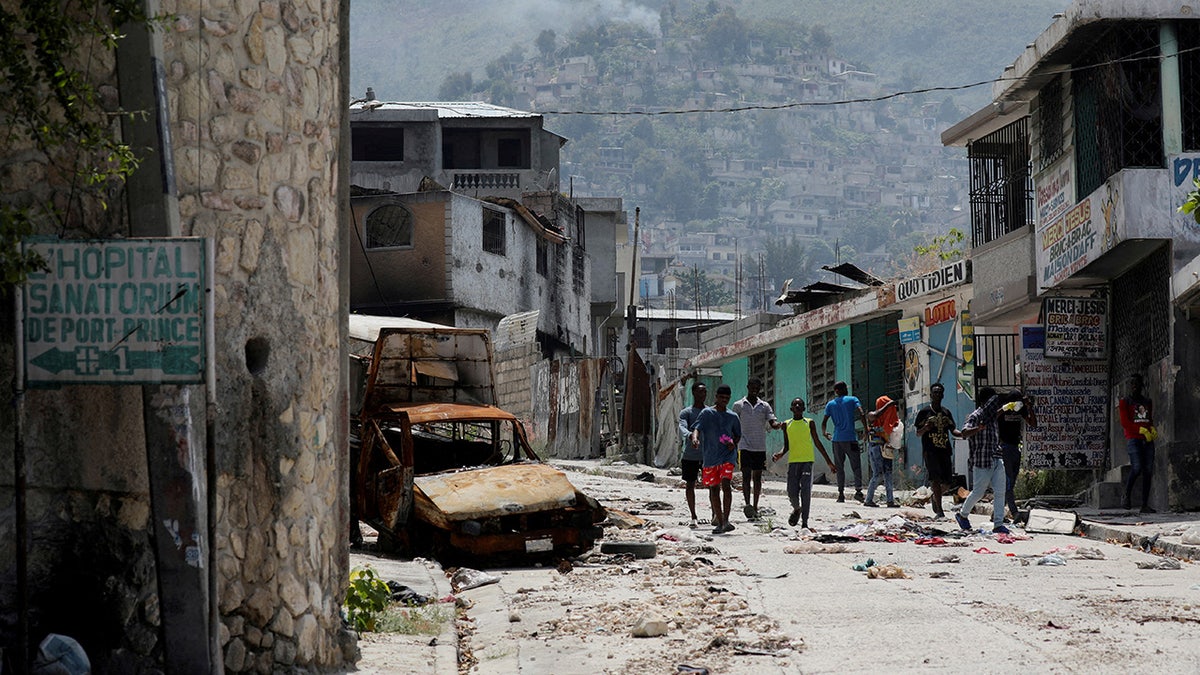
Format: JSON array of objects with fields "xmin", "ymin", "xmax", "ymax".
[
  {"xmin": 1019, "ymin": 325, "xmax": 1108, "ymax": 469},
  {"xmin": 1036, "ymin": 154, "xmax": 1074, "ymax": 226},
  {"xmin": 897, "ymin": 316, "xmax": 920, "ymax": 344},
  {"xmin": 19, "ymin": 238, "xmax": 211, "ymax": 385},
  {"xmin": 895, "ymin": 259, "xmax": 968, "ymax": 302},
  {"xmin": 1036, "ymin": 177, "xmax": 1123, "ymax": 288},
  {"xmin": 1042, "ymin": 296, "xmax": 1107, "ymax": 360}
]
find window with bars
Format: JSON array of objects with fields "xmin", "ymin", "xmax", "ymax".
[
  {"xmin": 1036, "ymin": 76, "xmax": 1064, "ymax": 170},
  {"xmin": 967, "ymin": 118, "xmax": 1033, "ymax": 247},
  {"xmin": 482, "ymin": 208, "xmax": 506, "ymax": 255},
  {"xmin": 536, "ymin": 238, "xmax": 548, "ymax": 277},
  {"xmin": 749, "ymin": 350, "xmax": 776, "ymax": 404},
  {"xmin": 1073, "ymin": 22, "xmax": 1163, "ymax": 200},
  {"xmin": 364, "ymin": 204, "xmax": 413, "ymax": 249},
  {"xmin": 572, "ymin": 245, "xmax": 585, "ymax": 294},
  {"xmin": 1179, "ymin": 21, "xmax": 1200, "ymax": 150},
  {"xmin": 807, "ymin": 330, "xmax": 837, "ymax": 413},
  {"xmin": 1110, "ymin": 244, "xmax": 1170, "ymax": 384}
]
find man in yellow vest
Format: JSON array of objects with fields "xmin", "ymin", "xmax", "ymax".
[{"xmin": 773, "ymin": 397, "xmax": 836, "ymax": 529}]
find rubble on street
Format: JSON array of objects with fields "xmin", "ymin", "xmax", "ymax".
[{"xmin": 354, "ymin": 463, "xmax": 1200, "ymax": 674}]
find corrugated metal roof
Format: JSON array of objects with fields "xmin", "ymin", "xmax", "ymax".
[{"xmin": 350, "ymin": 101, "xmax": 541, "ymax": 118}]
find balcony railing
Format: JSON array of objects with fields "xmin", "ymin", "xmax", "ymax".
[{"xmin": 452, "ymin": 172, "xmax": 520, "ymax": 191}]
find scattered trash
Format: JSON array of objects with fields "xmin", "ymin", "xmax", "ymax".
[
  {"xmin": 866, "ymin": 564, "xmax": 909, "ymax": 579},
  {"xmin": 677, "ymin": 666, "xmax": 710, "ymax": 675},
  {"xmin": 784, "ymin": 542, "xmax": 862, "ymax": 554},
  {"xmin": 994, "ymin": 533, "xmax": 1016, "ymax": 544},
  {"xmin": 1037, "ymin": 554, "xmax": 1067, "ymax": 566},
  {"xmin": 930, "ymin": 554, "xmax": 960, "ymax": 564},
  {"xmin": 385, "ymin": 581, "xmax": 432, "ymax": 605},
  {"xmin": 973, "ymin": 547, "xmax": 1000, "ymax": 555},
  {"xmin": 451, "ymin": 567, "xmax": 501, "ymax": 592},
  {"xmin": 631, "ymin": 613, "xmax": 670, "ymax": 637},
  {"xmin": 1073, "ymin": 547, "xmax": 1106, "ymax": 560},
  {"xmin": 1140, "ymin": 534, "xmax": 1161, "ymax": 553},
  {"xmin": 557, "ymin": 559, "xmax": 574, "ymax": 574},
  {"xmin": 604, "ymin": 509, "xmax": 647, "ymax": 529},
  {"xmin": 657, "ymin": 528, "xmax": 706, "ymax": 543},
  {"xmin": 1136, "ymin": 557, "xmax": 1181, "ymax": 570},
  {"xmin": 914, "ymin": 537, "xmax": 948, "ymax": 546},
  {"xmin": 815, "ymin": 533, "xmax": 861, "ymax": 544},
  {"xmin": 1182, "ymin": 527, "xmax": 1200, "ymax": 545},
  {"xmin": 732, "ymin": 645, "xmax": 789, "ymax": 657},
  {"xmin": 644, "ymin": 500, "xmax": 673, "ymax": 511},
  {"xmin": 1042, "ymin": 620, "xmax": 1069, "ymax": 630},
  {"xmin": 31, "ymin": 634, "xmax": 90, "ymax": 675},
  {"xmin": 851, "ymin": 558, "xmax": 877, "ymax": 571},
  {"xmin": 928, "ymin": 571, "xmax": 952, "ymax": 579},
  {"xmin": 1025, "ymin": 509, "xmax": 1078, "ymax": 534},
  {"xmin": 635, "ymin": 471, "xmax": 656, "ymax": 482}
]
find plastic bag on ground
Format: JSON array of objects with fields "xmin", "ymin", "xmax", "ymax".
[
  {"xmin": 1037, "ymin": 554, "xmax": 1067, "ymax": 566},
  {"xmin": 1136, "ymin": 557, "xmax": 1181, "ymax": 570},
  {"xmin": 450, "ymin": 567, "xmax": 501, "ymax": 592},
  {"xmin": 1181, "ymin": 527, "xmax": 1200, "ymax": 545}
]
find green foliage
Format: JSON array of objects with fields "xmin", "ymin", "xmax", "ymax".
[
  {"xmin": 375, "ymin": 603, "xmax": 454, "ymax": 635},
  {"xmin": 913, "ymin": 228, "xmax": 964, "ymax": 261},
  {"xmin": 0, "ymin": 207, "xmax": 50, "ymax": 288},
  {"xmin": 437, "ymin": 71, "xmax": 474, "ymax": 100},
  {"xmin": 0, "ymin": 0, "xmax": 149, "ymax": 291},
  {"xmin": 676, "ymin": 266, "xmax": 734, "ymax": 308},
  {"xmin": 344, "ymin": 566, "xmax": 392, "ymax": 633},
  {"xmin": 1179, "ymin": 178, "xmax": 1200, "ymax": 224},
  {"xmin": 1014, "ymin": 468, "xmax": 1093, "ymax": 501}
]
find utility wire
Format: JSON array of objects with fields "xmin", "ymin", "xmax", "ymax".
[{"xmin": 537, "ymin": 44, "xmax": 1200, "ymax": 117}]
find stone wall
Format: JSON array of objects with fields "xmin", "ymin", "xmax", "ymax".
[
  {"xmin": 0, "ymin": 0, "xmax": 352, "ymax": 671},
  {"xmin": 160, "ymin": 0, "xmax": 351, "ymax": 670}
]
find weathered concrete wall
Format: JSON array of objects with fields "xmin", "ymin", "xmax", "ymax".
[
  {"xmin": 1168, "ymin": 309, "xmax": 1200, "ymax": 510},
  {"xmin": 160, "ymin": 0, "xmax": 351, "ymax": 670},
  {"xmin": 349, "ymin": 191, "xmax": 449, "ymax": 309},
  {"xmin": 1, "ymin": 1, "xmax": 351, "ymax": 671}
]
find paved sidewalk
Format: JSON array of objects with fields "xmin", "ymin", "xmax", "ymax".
[
  {"xmin": 349, "ymin": 551, "xmax": 458, "ymax": 675},
  {"xmin": 552, "ymin": 458, "xmax": 1200, "ymax": 560}
]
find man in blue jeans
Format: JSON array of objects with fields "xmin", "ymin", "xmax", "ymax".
[
  {"xmin": 1118, "ymin": 374, "xmax": 1157, "ymax": 513},
  {"xmin": 956, "ymin": 388, "xmax": 1009, "ymax": 534},
  {"xmin": 821, "ymin": 381, "xmax": 869, "ymax": 503}
]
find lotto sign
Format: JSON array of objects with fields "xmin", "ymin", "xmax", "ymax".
[{"xmin": 19, "ymin": 238, "xmax": 212, "ymax": 385}]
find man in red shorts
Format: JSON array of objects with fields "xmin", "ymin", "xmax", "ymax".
[{"xmin": 690, "ymin": 384, "xmax": 742, "ymax": 534}]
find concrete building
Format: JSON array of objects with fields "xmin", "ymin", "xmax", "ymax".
[
  {"xmin": 349, "ymin": 188, "xmax": 593, "ymax": 356},
  {"xmin": 349, "ymin": 101, "xmax": 564, "ymax": 199},
  {"xmin": 942, "ymin": 0, "xmax": 1200, "ymax": 509}
]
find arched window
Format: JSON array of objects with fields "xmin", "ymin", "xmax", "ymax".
[{"xmin": 365, "ymin": 204, "xmax": 413, "ymax": 249}]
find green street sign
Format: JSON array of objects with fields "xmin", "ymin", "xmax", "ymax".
[{"xmin": 19, "ymin": 238, "xmax": 212, "ymax": 386}]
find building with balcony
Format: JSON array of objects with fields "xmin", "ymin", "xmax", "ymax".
[
  {"xmin": 349, "ymin": 100, "xmax": 564, "ymax": 199},
  {"xmin": 943, "ymin": 0, "xmax": 1200, "ymax": 510}
]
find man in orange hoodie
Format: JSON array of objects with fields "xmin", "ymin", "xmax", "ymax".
[{"xmin": 864, "ymin": 395, "xmax": 902, "ymax": 508}]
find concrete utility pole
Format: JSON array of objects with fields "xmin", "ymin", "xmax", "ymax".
[{"xmin": 117, "ymin": 1, "xmax": 214, "ymax": 670}]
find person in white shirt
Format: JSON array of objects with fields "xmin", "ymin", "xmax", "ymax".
[{"xmin": 732, "ymin": 377, "xmax": 781, "ymax": 521}]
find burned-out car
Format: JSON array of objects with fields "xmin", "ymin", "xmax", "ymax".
[{"xmin": 349, "ymin": 318, "xmax": 605, "ymax": 561}]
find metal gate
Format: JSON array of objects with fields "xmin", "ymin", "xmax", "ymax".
[{"xmin": 974, "ymin": 333, "xmax": 1021, "ymax": 390}]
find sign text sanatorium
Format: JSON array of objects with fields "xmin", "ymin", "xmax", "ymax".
[{"xmin": 21, "ymin": 239, "xmax": 208, "ymax": 385}]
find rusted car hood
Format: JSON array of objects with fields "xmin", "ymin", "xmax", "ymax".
[
  {"xmin": 385, "ymin": 402, "xmax": 520, "ymax": 425},
  {"xmin": 413, "ymin": 463, "xmax": 578, "ymax": 522}
]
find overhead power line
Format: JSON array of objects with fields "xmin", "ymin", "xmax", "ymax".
[{"xmin": 537, "ymin": 44, "xmax": 1198, "ymax": 117}]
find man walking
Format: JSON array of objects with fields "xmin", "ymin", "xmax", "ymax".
[
  {"xmin": 678, "ymin": 381, "xmax": 708, "ymax": 528},
  {"xmin": 915, "ymin": 382, "xmax": 956, "ymax": 519},
  {"xmin": 955, "ymin": 388, "xmax": 1008, "ymax": 534},
  {"xmin": 998, "ymin": 390, "xmax": 1037, "ymax": 523},
  {"xmin": 773, "ymin": 397, "xmax": 835, "ymax": 529},
  {"xmin": 691, "ymin": 384, "xmax": 742, "ymax": 534},
  {"xmin": 733, "ymin": 377, "xmax": 780, "ymax": 520},
  {"xmin": 1118, "ymin": 374, "xmax": 1157, "ymax": 513},
  {"xmin": 821, "ymin": 381, "xmax": 868, "ymax": 502}
]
